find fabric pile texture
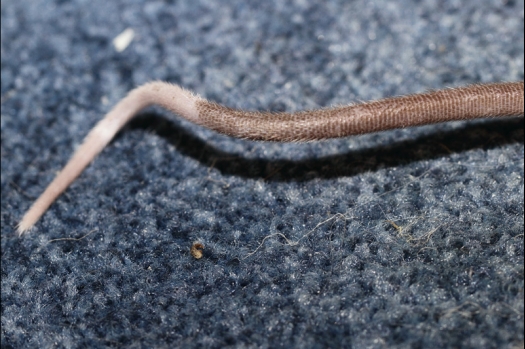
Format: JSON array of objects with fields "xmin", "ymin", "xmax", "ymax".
[{"xmin": 1, "ymin": 0, "xmax": 523, "ymax": 348}]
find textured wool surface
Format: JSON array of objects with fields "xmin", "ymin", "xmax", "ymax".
[{"xmin": 1, "ymin": 0, "xmax": 524, "ymax": 348}]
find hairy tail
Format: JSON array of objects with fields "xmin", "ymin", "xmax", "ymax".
[{"xmin": 17, "ymin": 81, "xmax": 524, "ymax": 234}]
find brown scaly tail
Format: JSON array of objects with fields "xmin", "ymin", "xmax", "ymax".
[{"xmin": 17, "ymin": 81, "xmax": 524, "ymax": 235}]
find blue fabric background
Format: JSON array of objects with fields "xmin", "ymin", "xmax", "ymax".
[{"xmin": 2, "ymin": 0, "xmax": 523, "ymax": 347}]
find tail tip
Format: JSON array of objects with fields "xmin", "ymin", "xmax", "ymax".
[{"xmin": 16, "ymin": 219, "xmax": 34, "ymax": 237}]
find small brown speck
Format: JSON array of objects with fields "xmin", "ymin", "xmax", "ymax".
[
  {"xmin": 191, "ymin": 242, "xmax": 204, "ymax": 259},
  {"xmin": 387, "ymin": 220, "xmax": 403, "ymax": 233}
]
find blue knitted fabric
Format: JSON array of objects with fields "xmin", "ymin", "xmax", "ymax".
[{"xmin": 2, "ymin": 0, "xmax": 523, "ymax": 348}]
